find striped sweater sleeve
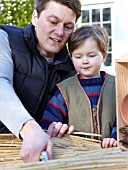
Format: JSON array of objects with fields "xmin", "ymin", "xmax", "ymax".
[
  {"xmin": 110, "ymin": 120, "xmax": 117, "ymax": 140},
  {"xmin": 39, "ymin": 88, "xmax": 68, "ymax": 130}
]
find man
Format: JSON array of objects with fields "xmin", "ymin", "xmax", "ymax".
[{"xmin": 0, "ymin": 0, "xmax": 81, "ymax": 162}]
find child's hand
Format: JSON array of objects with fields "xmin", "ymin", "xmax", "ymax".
[
  {"xmin": 47, "ymin": 122, "xmax": 74, "ymax": 138},
  {"xmin": 102, "ymin": 138, "xmax": 117, "ymax": 148}
]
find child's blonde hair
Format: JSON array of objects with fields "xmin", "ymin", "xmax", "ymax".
[{"xmin": 68, "ymin": 25, "xmax": 109, "ymax": 56}]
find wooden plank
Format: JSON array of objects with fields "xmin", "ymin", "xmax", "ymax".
[{"xmin": 115, "ymin": 54, "xmax": 128, "ymax": 149}]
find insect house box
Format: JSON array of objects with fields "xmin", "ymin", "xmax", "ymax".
[{"xmin": 115, "ymin": 54, "xmax": 128, "ymax": 150}]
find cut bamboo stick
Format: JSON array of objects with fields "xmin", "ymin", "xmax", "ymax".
[{"xmin": 73, "ymin": 131, "xmax": 101, "ymax": 137}]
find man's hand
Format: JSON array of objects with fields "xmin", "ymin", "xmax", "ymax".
[
  {"xmin": 47, "ymin": 122, "xmax": 74, "ymax": 138},
  {"xmin": 20, "ymin": 120, "xmax": 53, "ymax": 162}
]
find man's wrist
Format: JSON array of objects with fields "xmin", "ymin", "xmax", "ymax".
[{"xmin": 19, "ymin": 119, "xmax": 34, "ymax": 139}]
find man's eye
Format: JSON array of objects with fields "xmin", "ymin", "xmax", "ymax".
[
  {"xmin": 50, "ymin": 21, "xmax": 57, "ymax": 25},
  {"xmin": 65, "ymin": 26, "xmax": 73, "ymax": 30},
  {"xmin": 65, "ymin": 26, "xmax": 74, "ymax": 31}
]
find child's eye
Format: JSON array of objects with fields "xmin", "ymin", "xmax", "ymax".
[
  {"xmin": 74, "ymin": 56, "xmax": 82, "ymax": 59},
  {"xmin": 89, "ymin": 55, "xmax": 95, "ymax": 57}
]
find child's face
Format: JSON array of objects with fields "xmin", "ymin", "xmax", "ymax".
[{"xmin": 71, "ymin": 37, "xmax": 107, "ymax": 79}]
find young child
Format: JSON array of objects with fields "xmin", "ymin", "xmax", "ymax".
[{"xmin": 40, "ymin": 25, "xmax": 117, "ymax": 148}]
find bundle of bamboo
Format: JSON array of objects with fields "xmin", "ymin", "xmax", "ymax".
[{"xmin": 0, "ymin": 134, "xmax": 127, "ymax": 170}]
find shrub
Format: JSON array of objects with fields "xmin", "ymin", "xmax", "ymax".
[{"xmin": 0, "ymin": 0, "xmax": 34, "ymax": 27}]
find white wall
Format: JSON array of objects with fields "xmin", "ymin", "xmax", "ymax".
[
  {"xmin": 102, "ymin": 0, "xmax": 128, "ymax": 75},
  {"xmin": 80, "ymin": 0, "xmax": 114, "ymax": 6},
  {"xmin": 113, "ymin": 0, "xmax": 128, "ymax": 59}
]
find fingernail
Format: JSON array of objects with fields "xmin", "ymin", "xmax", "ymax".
[{"xmin": 57, "ymin": 134, "xmax": 61, "ymax": 138}]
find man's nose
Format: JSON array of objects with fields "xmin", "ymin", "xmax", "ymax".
[{"xmin": 55, "ymin": 24, "xmax": 64, "ymax": 36}]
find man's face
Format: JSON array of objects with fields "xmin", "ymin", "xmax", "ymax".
[{"xmin": 32, "ymin": 1, "xmax": 76, "ymax": 57}]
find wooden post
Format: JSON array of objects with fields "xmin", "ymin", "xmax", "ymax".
[{"xmin": 115, "ymin": 54, "xmax": 128, "ymax": 150}]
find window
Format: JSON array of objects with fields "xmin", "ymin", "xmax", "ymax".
[
  {"xmin": 82, "ymin": 10, "xmax": 89, "ymax": 23},
  {"xmin": 92, "ymin": 9, "xmax": 100, "ymax": 22}
]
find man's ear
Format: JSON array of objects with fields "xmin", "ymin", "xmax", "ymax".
[
  {"xmin": 102, "ymin": 52, "xmax": 108, "ymax": 62},
  {"xmin": 32, "ymin": 10, "xmax": 38, "ymax": 26}
]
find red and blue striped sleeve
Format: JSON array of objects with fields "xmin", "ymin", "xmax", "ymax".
[
  {"xmin": 110, "ymin": 120, "xmax": 117, "ymax": 140},
  {"xmin": 39, "ymin": 88, "xmax": 68, "ymax": 130}
]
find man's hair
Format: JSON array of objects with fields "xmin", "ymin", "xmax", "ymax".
[
  {"xmin": 34, "ymin": 0, "xmax": 81, "ymax": 21},
  {"xmin": 68, "ymin": 25, "xmax": 109, "ymax": 56}
]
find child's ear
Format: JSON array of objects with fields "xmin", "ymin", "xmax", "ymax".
[
  {"xmin": 102, "ymin": 53, "xmax": 108, "ymax": 62},
  {"xmin": 32, "ymin": 10, "xmax": 38, "ymax": 26}
]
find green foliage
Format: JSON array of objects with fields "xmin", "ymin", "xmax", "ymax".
[{"xmin": 0, "ymin": 0, "xmax": 34, "ymax": 27}]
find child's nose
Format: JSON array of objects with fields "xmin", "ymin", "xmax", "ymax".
[{"xmin": 83, "ymin": 56, "xmax": 89, "ymax": 63}]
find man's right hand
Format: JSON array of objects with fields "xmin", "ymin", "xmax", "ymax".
[{"xmin": 20, "ymin": 120, "xmax": 53, "ymax": 162}]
